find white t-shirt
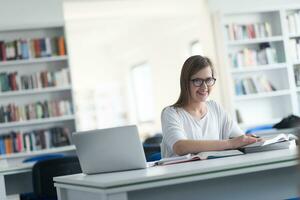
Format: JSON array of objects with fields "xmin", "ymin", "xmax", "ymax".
[{"xmin": 160, "ymin": 100, "xmax": 243, "ymax": 158}]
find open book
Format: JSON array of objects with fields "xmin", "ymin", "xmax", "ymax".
[
  {"xmin": 240, "ymin": 133, "xmax": 297, "ymax": 153},
  {"xmin": 154, "ymin": 150, "xmax": 244, "ymax": 166}
]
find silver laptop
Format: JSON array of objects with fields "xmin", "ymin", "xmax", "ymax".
[{"xmin": 72, "ymin": 125, "xmax": 147, "ymax": 174}]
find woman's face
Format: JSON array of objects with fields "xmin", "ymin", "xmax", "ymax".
[{"xmin": 189, "ymin": 66, "xmax": 214, "ymax": 103}]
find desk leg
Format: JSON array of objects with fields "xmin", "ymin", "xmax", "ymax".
[
  {"xmin": 0, "ymin": 171, "xmax": 32, "ymax": 200},
  {"xmin": 106, "ymin": 193, "xmax": 128, "ymax": 200},
  {"xmin": 56, "ymin": 186, "xmax": 128, "ymax": 200},
  {"xmin": 0, "ymin": 174, "xmax": 8, "ymax": 200}
]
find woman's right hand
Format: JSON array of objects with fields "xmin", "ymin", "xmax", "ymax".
[{"xmin": 228, "ymin": 135, "xmax": 259, "ymax": 149}]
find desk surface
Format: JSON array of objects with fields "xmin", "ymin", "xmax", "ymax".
[
  {"xmin": 0, "ymin": 161, "xmax": 33, "ymax": 175},
  {"xmin": 54, "ymin": 148, "xmax": 298, "ymax": 189}
]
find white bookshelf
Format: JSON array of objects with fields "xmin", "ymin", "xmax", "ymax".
[
  {"xmin": 0, "ymin": 85, "xmax": 72, "ymax": 97},
  {"xmin": 0, "ymin": 55, "xmax": 68, "ymax": 67},
  {"xmin": 215, "ymin": 7, "xmax": 300, "ymax": 130},
  {"xmin": 234, "ymin": 90, "xmax": 291, "ymax": 101},
  {"xmin": 289, "ymin": 34, "xmax": 300, "ymax": 38},
  {"xmin": 0, "ymin": 0, "xmax": 76, "ymax": 158},
  {"xmin": 0, "ymin": 145, "xmax": 75, "ymax": 160},
  {"xmin": 0, "ymin": 115, "xmax": 75, "ymax": 129},
  {"xmin": 231, "ymin": 63, "xmax": 287, "ymax": 73},
  {"xmin": 226, "ymin": 36, "xmax": 283, "ymax": 46}
]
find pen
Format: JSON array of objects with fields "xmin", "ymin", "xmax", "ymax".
[{"xmin": 251, "ymin": 134, "xmax": 260, "ymax": 138}]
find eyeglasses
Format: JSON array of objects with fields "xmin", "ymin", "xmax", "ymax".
[{"xmin": 190, "ymin": 77, "xmax": 216, "ymax": 87}]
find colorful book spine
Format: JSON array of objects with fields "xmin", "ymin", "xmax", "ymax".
[
  {"xmin": 226, "ymin": 22, "xmax": 272, "ymax": 41},
  {"xmin": 0, "ymin": 36, "xmax": 66, "ymax": 62},
  {"xmin": 0, "ymin": 127, "xmax": 71, "ymax": 156}
]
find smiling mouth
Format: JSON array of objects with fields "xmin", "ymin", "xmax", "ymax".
[{"xmin": 197, "ymin": 91, "xmax": 208, "ymax": 96}]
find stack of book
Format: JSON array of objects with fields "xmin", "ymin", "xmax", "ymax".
[
  {"xmin": 0, "ymin": 69, "xmax": 70, "ymax": 92},
  {"xmin": 226, "ymin": 22, "xmax": 272, "ymax": 41},
  {"xmin": 240, "ymin": 133, "xmax": 297, "ymax": 153},
  {"xmin": 287, "ymin": 11, "xmax": 300, "ymax": 35},
  {"xmin": 235, "ymin": 75, "xmax": 276, "ymax": 95},
  {"xmin": 0, "ymin": 36, "xmax": 66, "ymax": 61},
  {"xmin": 229, "ymin": 45, "xmax": 278, "ymax": 68},
  {"xmin": 0, "ymin": 100, "xmax": 73, "ymax": 123},
  {"xmin": 0, "ymin": 127, "xmax": 71, "ymax": 155}
]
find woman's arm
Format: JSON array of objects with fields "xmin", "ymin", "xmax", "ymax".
[{"xmin": 173, "ymin": 135, "xmax": 258, "ymax": 156}]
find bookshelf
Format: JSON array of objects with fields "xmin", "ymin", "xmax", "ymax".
[
  {"xmin": 0, "ymin": 26, "xmax": 76, "ymax": 158},
  {"xmin": 215, "ymin": 7, "xmax": 300, "ymax": 130}
]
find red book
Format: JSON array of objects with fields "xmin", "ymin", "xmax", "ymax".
[
  {"xmin": 0, "ymin": 41, "xmax": 6, "ymax": 61},
  {"xmin": 16, "ymin": 132, "xmax": 23, "ymax": 152},
  {"xmin": 9, "ymin": 72, "xmax": 18, "ymax": 91},
  {"xmin": 41, "ymin": 71, "xmax": 48, "ymax": 87},
  {"xmin": 34, "ymin": 39, "xmax": 41, "ymax": 58}
]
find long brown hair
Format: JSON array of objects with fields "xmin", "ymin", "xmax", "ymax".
[{"xmin": 172, "ymin": 55, "xmax": 215, "ymax": 108}]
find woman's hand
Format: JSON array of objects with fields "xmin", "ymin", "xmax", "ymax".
[{"xmin": 228, "ymin": 135, "xmax": 259, "ymax": 149}]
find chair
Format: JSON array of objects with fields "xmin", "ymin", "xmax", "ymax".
[
  {"xmin": 31, "ymin": 156, "xmax": 82, "ymax": 200},
  {"xmin": 143, "ymin": 134, "xmax": 162, "ymax": 162},
  {"xmin": 245, "ymin": 124, "xmax": 274, "ymax": 134}
]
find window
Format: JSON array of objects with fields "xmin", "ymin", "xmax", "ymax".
[
  {"xmin": 190, "ymin": 40, "xmax": 204, "ymax": 56},
  {"xmin": 131, "ymin": 62, "xmax": 155, "ymax": 122}
]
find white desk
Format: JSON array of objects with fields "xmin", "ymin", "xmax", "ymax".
[
  {"xmin": 0, "ymin": 147, "xmax": 76, "ymax": 200},
  {"xmin": 0, "ymin": 162, "xmax": 34, "ymax": 200},
  {"xmin": 54, "ymin": 149, "xmax": 300, "ymax": 200}
]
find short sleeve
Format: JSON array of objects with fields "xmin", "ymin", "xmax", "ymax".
[
  {"xmin": 211, "ymin": 101, "xmax": 244, "ymax": 139},
  {"xmin": 161, "ymin": 107, "xmax": 187, "ymax": 150},
  {"xmin": 223, "ymin": 114, "xmax": 244, "ymax": 138}
]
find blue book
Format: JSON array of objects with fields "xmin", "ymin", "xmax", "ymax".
[
  {"xmin": 21, "ymin": 40, "xmax": 29, "ymax": 59},
  {"xmin": 0, "ymin": 137, "xmax": 5, "ymax": 155}
]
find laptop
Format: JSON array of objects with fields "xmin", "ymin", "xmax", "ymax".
[{"xmin": 72, "ymin": 125, "xmax": 147, "ymax": 174}]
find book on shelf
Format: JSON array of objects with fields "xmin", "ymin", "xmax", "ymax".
[
  {"xmin": 229, "ymin": 43, "xmax": 278, "ymax": 68},
  {"xmin": 289, "ymin": 39, "xmax": 300, "ymax": 62},
  {"xmin": 0, "ymin": 127, "xmax": 71, "ymax": 155},
  {"xmin": 0, "ymin": 36, "xmax": 66, "ymax": 62},
  {"xmin": 226, "ymin": 22, "xmax": 272, "ymax": 41},
  {"xmin": 234, "ymin": 75, "xmax": 276, "ymax": 95},
  {"xmin": 154, "ymin": 150, "xmax": 244, "ymax": 166},
  {"xmin": 0, "ymin": 100, "xmax": 73, "ymax": 123},
  {"xmin": 239, "ymin": 133, "xmax": 297, "ymax": 153},
  {"xmin": 0, "ymin": 69, "xmax": 70, "ymax": 93},
  {"xmin": 287, "ymin": 10, "xmax": 300, "ymax": 35}
]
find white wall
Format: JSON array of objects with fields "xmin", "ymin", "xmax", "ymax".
[
  {"xmin": 208, "ymin": 0, "xmax": 300, "ymax": 13},
  {"xmin": 0, "ymin": 0, "xmax": 63, "ymax": 30},
  {"xmin": 63, "ymin": 0, "xmax": 220, "ymax": 138}
]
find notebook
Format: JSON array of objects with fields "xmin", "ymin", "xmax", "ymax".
[
  {"xmin": 154, "ymin": 150, "xmax": 244, "ymax": 166},
  {"xmin": 240, "ymin": 133, "xmax": 297, "ymax": 153}
]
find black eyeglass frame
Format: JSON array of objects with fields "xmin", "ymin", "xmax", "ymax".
[{"xmin": 190, "ymin": 77, "xmax": 216, "ymax": 87}]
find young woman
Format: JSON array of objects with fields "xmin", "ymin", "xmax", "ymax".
[{"xmin": 161, "ymin": 55, "xmax": 258, "ymax": 158}]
